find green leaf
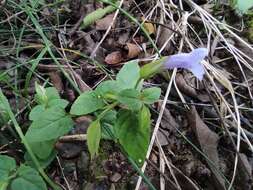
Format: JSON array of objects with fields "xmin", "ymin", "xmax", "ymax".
[
  {"xmin": 0, "ymin": 155, "xmax": 16, "ymax": 181},
  {"xmin": 114, "ymin": 106, "xmax": 151, "ymax": 165},
  {"xmin": 116, "ymin": 61, "xmax": 140, "ymax": 90},
  {"xmin": 70, "ymin": 91, "xmax": 105, "ymax": 116},
  {"xmin": 87, "ymin": 120, "xmax": 101, "ymax": 159},
  {"xmin": 35, "ymin": 82, "xmax": 47, "ymax": 105},
  {"xmin": 11, "ymin": 165, "xmax": 47, "ymax": 190},
  {"xmin": 44, "ymin": 87, "xmax": 60, "ymax": 100},
  {"xmin": 47, "ymin": 99, "xmax": 69, "ymax": 109},
  {"xmin": 231, "ymin": 0, "xmax": 253, "ymax": 14},
  {"xmin": 118, "ymin": 89, "xmax": 142, "ymax": 110},
  {"xmin": 95, "ymin": 80, "xmax": 120, "ymax": 98},
  {"xmin": 141, "ymin": 87, "xmax": 161, "ymax": 104},
  {"xmin": 29, "ymin": 105, "xmax": 45, "ymax": 121},
  {"xmin": 25, "ymin": 106, "xmax": 73, "ymax": 142},
  {"xmin": 24, "ymin": 151, "xmax": 56, "ymax": 169},
  {"xmin": 29, "ymin": 140, "xmax": 56, "ymax": 160}
]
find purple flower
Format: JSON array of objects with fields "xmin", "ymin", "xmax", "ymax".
[{"xmin": 163, "ymin": 48, "xmax": 208, "ymax": 80}]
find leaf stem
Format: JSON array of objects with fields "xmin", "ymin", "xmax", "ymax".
[{"xmin": 97, "ymin": 102, "xmax": 118, "ymax": 120}]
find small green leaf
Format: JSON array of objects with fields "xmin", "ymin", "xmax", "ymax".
[
  {"xmin": 35, "ymin": 82, "xmax": 48, "ymax": 105},
  {"xmin": 118, "ymin": 89, "xmax": 142, "ymax": 110},
  {"xmin": 0, "ymin": 155, "xmax": 16, "ymax": 181},
  {"xmin": 47, "ymin": 99, "xmax": 68, "ymax": 109},
  {"xmin": 116, "ymin": 61, "xmax": 140, "ymax": 90},
  {"xmin": 11, "ymin": 165, "xmax": 47, "ymax": 190},
  {"xmin": 95, "ymin": 80, "xmax": 120, "ymax": 98},
  {"xmin": 114, "ymin": 106, "xmax": 151, "ymax": 165},
  {"xmin": 141, "ymin": 87, "xmax": 161, "ymax": 104},
  {"xmin": 70, "ymin": 91, "xmax": 105, "ymax": 115},
  {"xmin": 25, "ymin": 106, "xmax": 73, "ymax": 142},
  {"xmin": 29, "ymin": 140, "xmax": 56, "ymax": 160},
  {"xmin": 45, "ymin": 87, "xmax": 60, "ymax": 100},
  {"xmin": 87, "ymin": 120, "xmax": 101, "ymax": 159},
  {"xmin": 29, "ymin": 105, "xmax": 45, "ymax": 121}
]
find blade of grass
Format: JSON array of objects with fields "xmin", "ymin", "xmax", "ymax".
[
  {"xmin": 15, "ymin": 2, "xmax": 82, "ymax": 94},
  {"xmin": 24, "ymin": 47, "xmax": 47, "ymax": 96}
]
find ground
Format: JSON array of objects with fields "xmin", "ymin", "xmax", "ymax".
[{"xmin": 0, "ymin": 0, "xmax": 253, "ymax": 190}]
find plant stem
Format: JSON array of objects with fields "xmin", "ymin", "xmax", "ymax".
[
  {"xmin": 97, "ymin": 102, "xmax": 118, "ymax": 120},
  {"xmin": 0, "ymin": 90, "xmax": 61, "ymax": 190}
]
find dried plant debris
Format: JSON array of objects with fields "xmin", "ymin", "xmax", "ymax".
[{"xmin": 1, "ymin": 0, "xmax": 253, "ymax": 189}]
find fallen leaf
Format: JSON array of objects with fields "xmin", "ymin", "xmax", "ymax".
[
  {"xmin": 157, "ymin": 104, "xmax": 178, "ymax": 146},
  {"xmin": 187, "ymin": 106, "xmax": 225, "ymax": 190},
  {"xmin": 125, "ymin": 43, "xmax": 142, "ymax": 59},
  {"xmin": 105, "ymin": 51, "xmax": 124, "ymax": 65},
  {"xmin": 175, "ymin": 73, "xmax": 209, "ymax": 102},
  {"xmin": 157, "ymin": 23, "xmax": 173, "ymax": 52},
  {"xmin": 142, "ymin": 17, "xmax": 155, "ymax": 35},
  {"xmin": 96, "ymin": 13, "xmax": 115, "ymax": 30},
  {"xmin": 236, "ymin": 153, "xmax": 252, "ymax": 190},
  {"xmin": 175, "ymin": 74, "xmax": 198, "ymax": 97},
  {"xmin": 48, "ymin": 72, "xmax": 63, "ymax": 93}
]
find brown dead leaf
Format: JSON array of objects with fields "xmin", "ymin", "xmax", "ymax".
[
  {"xmin": 187, "ymin": 106, "xmax": 225, "ymax": 190},
  {"xmin": 105, "ymin": 51, "xmax": 124, "ymax": 65},
  {"xmin": 176, "ymin": 74, "xmax": 198, "ymax": 97},
  {"xmin": 96, "ymin": 13, "xmax": 115, "ymax": 30},
  {"xmin": 48, "ymin": 72, "xmax": 63, "ymax": 93},
  {"xmin": 157, "ymin": 104, "xmax": 179, "ymax": 146},
  {"xmin": 157, "ymin": 23, "xmax": 173, "ymax": 52},
  {"xmin": 236, "ymin": 153, "xmax": 252, "ymax": 190},
  {"xmin": 125, "ymin": 43, "xmax": 142, "ymax": 59},
  {"xmin": 175, "ymin": 74, "xmax": 209, "ymax": 102}
]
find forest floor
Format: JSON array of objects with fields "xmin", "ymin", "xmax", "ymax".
[{"xmin": 0, "ymin": 0, "xmax": 253, "ymax": 190}]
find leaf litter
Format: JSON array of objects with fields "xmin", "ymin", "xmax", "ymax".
[{"xmin": 1, "ymin": 0, "xmax": 253, "ymax": 190}]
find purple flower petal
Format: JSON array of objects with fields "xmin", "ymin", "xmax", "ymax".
[{"xmin": 163, "ymin": 48, "xmax": 208, "ymax": 80}]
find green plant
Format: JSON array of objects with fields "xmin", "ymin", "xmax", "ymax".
[
  {"xmin": 24, "ymin": 83, "xmax": 73, "ymax": 166},
  {"xmin": 0, "ymin": 61, "xmax": 161, "ymax": 189},
  {"xmin": 0, "ymin": 155, "xmax": 47, "ymax": 190},
  {"xmin": 70, "ymin": 61, "xmax": 161, "ymax": 165}
]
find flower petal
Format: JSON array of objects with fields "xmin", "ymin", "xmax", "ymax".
[{"xmin": 163, "ymin": 48, "xmax": 208, "ymax": 80}]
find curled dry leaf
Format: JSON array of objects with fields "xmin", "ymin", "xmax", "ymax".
[
  {"xmin": 48, "ymin": 72, "xmax": 64, "ymax": 93},
  {"xmin": 175, "ymin": 73, "xmax": 209, "ymax": 102},
  {"xmin": 187, "ymin": 106, "xmax": 225, "ymax": 190},
  {"xmin": 96, "ymin": 13, "xmax": 115, "ymax": 30},
  {"xmin": 125, "ymin": 43, "xmax": 142, "ymax": 59},
  {"xmin": 175, "ymin": 74, "xmax": 198, "ymax": 97},
  {"xmin": 105, "ymin": 51, "xmax": 124, "ymax": 65},
  {"xmin": 157, "ymin": 23, "xmax": 173, "ymax": 52}
]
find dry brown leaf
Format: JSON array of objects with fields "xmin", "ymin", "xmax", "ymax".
[
  {"xmin": 96, "ymin": 13, "xmax": 115, "ymax": 30},
  {"xmin": 157, "ymin": 23, "xmax": 173, "ymax": 52},
  {"xmin": 236, "ymin": 153, "xmax": 252, "ymax": 190},
  {"xmin": 48, "ymin": 72, "xmax": 64, "ymax": 93},
  {"xmin": 105, "ymin": 51, "xmax": 124, "ymax": 65},
  {"xmin": 125, "ymin": 43, "xmax": 142, "ymax": 59},
  {"xmin": 175, "ymin": 74, "xmax": 209, "ymax": 102},
  {"xmin": 187, "ymin": 106, "xmax": 225, "ymax": 190},
  {"xmin": 176, "ymin": 74, "xmax": 198, "ymax": 97}
]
